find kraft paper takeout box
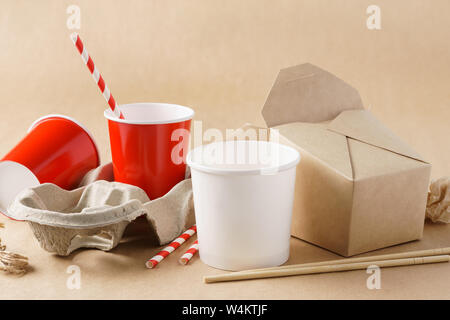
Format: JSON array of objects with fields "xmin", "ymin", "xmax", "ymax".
[{"xmin": 261, "ymin": 63, "xmax": 431, "ymax": 257}]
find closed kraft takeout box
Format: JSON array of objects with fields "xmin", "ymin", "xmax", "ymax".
[{"xmin": 261, "ymin": 63, "xmax": 431, "ymax": 256}]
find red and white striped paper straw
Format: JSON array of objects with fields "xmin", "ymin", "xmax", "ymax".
[
  {"xmin": 145, "ymin": 225, "xmax": 197, "ymax": 269},
  {"xmin": 70, "ymin": 32, "xmax": 124, "ymax": 119},
  {"xmin": 179, "ymin": 240, "xmax": 199, "ymax": 265}
]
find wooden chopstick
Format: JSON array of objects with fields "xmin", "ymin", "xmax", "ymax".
[
  {"xmin": 204, "ymin": 254, "xmax": 450, "ymax": 284},
  {"xmin": 233, "ymin": 247, "xmax": 450, "ymax": 274}
]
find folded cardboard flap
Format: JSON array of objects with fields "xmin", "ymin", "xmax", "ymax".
[
  {"xmin": 262, "ymin": 63, "xmax": 364, "ymax": 127},
  {"xmin": 262, "ymin": 63, "xmax": 429, "ymax": 180},
  {"xmin": 327, "ymin": 109, "xmax": 426, "ymax": 163},
  {"xmin": 274, "ymin": 122, "xmax": 353, "ymax": 180}
]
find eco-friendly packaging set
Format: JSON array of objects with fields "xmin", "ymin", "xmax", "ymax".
[{"xmin": 261, "ymin": 63, "xmax": 431, "ymax": 257}]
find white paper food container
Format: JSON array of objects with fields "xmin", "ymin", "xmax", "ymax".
[{"xmin": 187, "ymin": 140, "xmax": 300, "ymax": 271}]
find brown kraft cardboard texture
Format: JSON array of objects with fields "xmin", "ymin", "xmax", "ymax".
[{"xmin": 261, "ymin": 63, "xmax": 431, "ymax": 256}]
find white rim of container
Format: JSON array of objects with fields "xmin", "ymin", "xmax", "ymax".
[
  {"xmin": 187, "ymin": 140, "xmax": 300, "ymax": 176},
  {"xmin": 104, "ymin": 102, "xmax": 195, "ymax": 125}
]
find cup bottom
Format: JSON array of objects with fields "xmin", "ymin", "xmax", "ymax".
[
  {"xmin": 199, "ymin": 248, "xmax": 290, "ymax": 271},
  {"xmin": 0, "ymin": 161, "xmax": 40, "ymax": 216}
]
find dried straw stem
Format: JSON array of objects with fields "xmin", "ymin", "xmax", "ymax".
[{"xmin": 0, "ymin": 222, "xmax": 29, "ymax": 275}]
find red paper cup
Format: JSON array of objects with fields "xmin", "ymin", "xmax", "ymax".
[
  {"xmin": 0, "ymin": 114, "xmax": 100, "ymax": 214},
  {"xmin": 105, "ymin": 103, "xmax": 194, "ymax": 199}
]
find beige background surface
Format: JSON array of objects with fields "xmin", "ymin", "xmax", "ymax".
[{"xmin": 0, "ymin": 0, "xmax": 449, "ymax": 299}]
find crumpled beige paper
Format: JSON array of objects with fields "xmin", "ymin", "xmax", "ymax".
[
  {"xmin": 426, "ymin": 177, "xmax": 450, "ymax": 223},
  {"xmin": 7, "ymin": 163, "xmax": 195, "ymax": 256}
]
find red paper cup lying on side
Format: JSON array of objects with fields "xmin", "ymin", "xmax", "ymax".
[
  {"xmin": 105, "ymin": 103, "xmax": 194, "ymax": 199},
  {"xmin": 0, "ymin": 114, "xmax": 100, "ymax": 215}
]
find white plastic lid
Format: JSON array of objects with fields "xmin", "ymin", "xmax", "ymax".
[{"xmin": 187, "ymin": 140, "xmax": 300, "ymax": 175}]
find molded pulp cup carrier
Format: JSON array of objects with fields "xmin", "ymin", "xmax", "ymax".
[
  {"xmin": 0, "ymin": 115, "xmax": 100, "ymax": 215},
  {"xmin": 105, "ymin": 103, "xmax": 194, "ymax": 199},
  {"xmin": 187, "ymin": 140, "xmax": 300, "ymax": 271}
]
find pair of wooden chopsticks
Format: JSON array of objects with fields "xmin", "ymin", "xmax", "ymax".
[{"xmin": 204, "ymin": 247, "xmax": 450, "ymax": 283}]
